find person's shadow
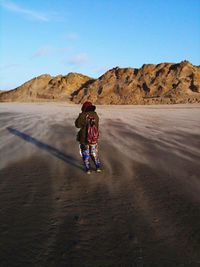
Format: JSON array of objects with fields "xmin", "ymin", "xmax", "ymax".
[{"xmin": 7, "ymin": 127, "xmax": 82, "ymax": 170}]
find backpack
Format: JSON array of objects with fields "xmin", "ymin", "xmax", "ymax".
[{"xmin": 86, "ymin": 114, "xmax": 99, "ymax": 144}]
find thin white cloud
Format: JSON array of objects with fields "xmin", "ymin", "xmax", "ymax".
[
  {"xmin": 66, "ymin": 32, "xmax": 79, "ymax": 40},
  {"xmin": 31, "ymin": 45, "xmax": 74, "ymax": 59},
  {"xmin": 59, "ymin": 47, "xmax": 72, "ymax": 53},
  {"xmin": 33, "ymin": 46, "xmax": 53, "ymax": 57},
  {"xmin": 68, "ymin": 53, "xmax": 89, "ymax": 65},
  {"xmin": 32, "ymin": 45, "xmax": 72, "ymax": 58},
  {"xmin": 94, "ymin": 66, "xmax": 111, "ymax": 74},
  {"xmin": 0, "ymin": 0, "xmax": 49, "ymax": 21},
  {"xmin": 0, "ymin": 63, "xmax": 20, "ymax": 71}
]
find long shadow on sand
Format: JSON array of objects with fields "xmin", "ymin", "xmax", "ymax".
[{"xmin": 7, "ymin": 127, "xmax": 82, "ymax": 170}]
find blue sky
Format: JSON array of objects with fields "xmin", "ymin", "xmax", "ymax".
[{"xmin": 0, "ymin": 0, "xmax": 200, "ymax": 90}]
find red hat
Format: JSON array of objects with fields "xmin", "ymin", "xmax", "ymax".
[{"xmin": 81, "ymin": 101, "xmax": 93, "ymax": 112}]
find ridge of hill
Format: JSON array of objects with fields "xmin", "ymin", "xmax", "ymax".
[
  {"xmin": 71, "ymin": 60, "xmax": 200, "ymax": 104},
  {"xmin": 1, "ymin": 61, "xmax": 200, "ymax": 104},
  {"xmin": 0, "ymin": 73, "xmax": 93, "ymax": 102}
]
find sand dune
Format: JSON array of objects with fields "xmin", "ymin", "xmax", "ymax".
[
  {"xmin": 1, "ymin": 61, "xmax": 200, "ymax": 105},
  {"xmin": 0, "ymin": 103, "xmax": 200, "ymax": 267}
]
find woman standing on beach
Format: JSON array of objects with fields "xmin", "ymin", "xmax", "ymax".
[{"xmin": 75, "ymin": 101, "xmax": 101, "ymax": 174}]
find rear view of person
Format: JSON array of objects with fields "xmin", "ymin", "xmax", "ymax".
[{"xmin": 75, "ymin": 101, "xmax": 101, "ymax": 174}]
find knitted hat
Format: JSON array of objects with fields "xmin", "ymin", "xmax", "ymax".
[{"xmin": 81, "ymin": 101, "xmax": 93, "ymax": 112}]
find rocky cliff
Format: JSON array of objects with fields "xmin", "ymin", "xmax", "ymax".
[
  {"xmin": 0, "ymin": 73, "xmax": 93, "ymax": 102},
  {"xmin": 1, "ymin": 61, "xmax": 200, "ymax": 104},
  {"xmin": 71, "ymin": 61, "xmax": 200, "ymax": 104}
]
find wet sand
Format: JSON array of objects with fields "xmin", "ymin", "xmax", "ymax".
[{"xmin": 0, "ymin": 103, "xmax": 200, "ymax": 267}]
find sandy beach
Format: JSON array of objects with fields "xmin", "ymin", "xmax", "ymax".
[{"xmin": 0, "ymin": 103, "xmax": 200, "ymax": 267}]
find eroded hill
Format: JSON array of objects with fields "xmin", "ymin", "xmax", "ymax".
[
  {"xmin": 0, "ymin": 73, "xmax": 93, "ymax": 102},
  {"xmin": 1, "ymin": 61, "xmax": 200, "ymax": 104},
  {"xmin": 72, "ymin": 61, "xmax": 200, "ymax": 104}
]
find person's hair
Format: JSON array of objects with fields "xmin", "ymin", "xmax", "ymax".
[
  {"xmin": 81, "ymin": 101, "xmax": 92, "ymax": 112},
  {"xmin": 81, "ymin": 101, "xmax": 96, "ymax": 112},
  {"xmin": 85, "ymin": 105, "xmax": 96, "ymax": 112}
]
